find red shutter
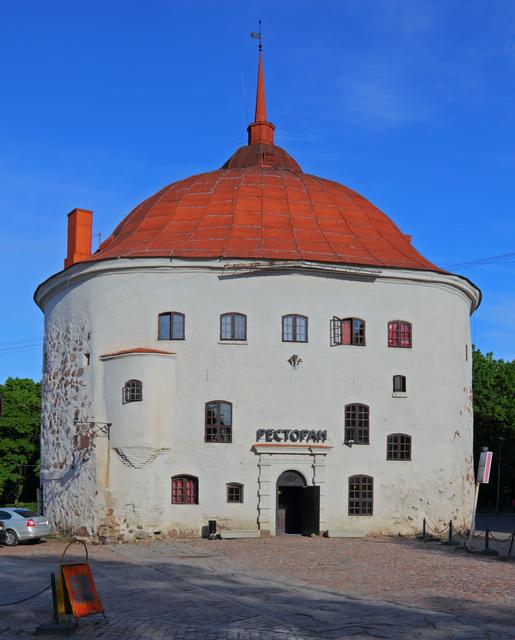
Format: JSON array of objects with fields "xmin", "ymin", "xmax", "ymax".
[{"xmin": 342, "ymin": 319, "xmax": 351, "ymax": 345}]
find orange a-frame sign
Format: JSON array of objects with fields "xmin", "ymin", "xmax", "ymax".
[{"xmin": 57, "ymin": 563, "xmax": 104, "ymax": 619}]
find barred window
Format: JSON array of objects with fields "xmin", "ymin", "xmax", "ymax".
[
  {"xmin": 282, "ymin": 315, "xmax": 308, "ymax": 342},
  {"xmin": 387, "ymin": 434, "xmax": 412, "ymax": 461},
  {"xmin": 393, "ymin": 375, "xmax": 407, "ymax": 393},
  {"xmin": 388, "ymin": 321, "xmax": 412, "ymax": 348},
  {"xmin": 227, "ymin": 483, "xmax": 243, "ymax": 503},
  {"xmin": 220, "ymin": 313, "xmax": 247, "ymax": 341},
  {"xmin": 205, "ymin": 401, "xmax": 232, "ymax": 443},
  {"xmin": 158, "ymin": 312, "xmax": 185, "ymax": 340},
  {"xmin": 171, "ymin": 475, "xmax": 198, "ymax": 504},
  {"xmin": 123, "ymin": 379, "xmax": 142, "ymax": 403},
  {"xmin": 345, "ymin": 404, "xmax": 369, "ymax": 444},
  {"xmin": 348, "ymin": 475, "xmax": 373, "ymax": 515}
]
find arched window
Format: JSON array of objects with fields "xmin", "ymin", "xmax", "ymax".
[
  {"xmin": 158, "ymin": 312, "xmax": 185, "ymax": 340},
  {"xmin": 282, "ymin": 314, "xmax": 308, "ymax": 342},
  {"xmin": 123, "ymin": 379, "xmax": 142, "ymax": 403},
  {"xmin": 205, "ymin": 401, "xmax": 232, "ymax": 443},
  {"xmin": 393, "ymin": 375, "xmax": 407, "ymax": 393},
  {"xmin": 387, "ymin": 434, "xmax": 412, "ymax": 460},
  {"xmin": 388, "ymin": 321, "xmax": 412, "ymax": 348},
  {"xmin": 220, "ymin": 313, "xmax": 247, "ymax": 341},
  {"xmin": 226, "ymin": 483, "xmax": 244, "ymax": 503},
  {"xmin": 171, "ymin": 475, "xmax": 198, "ymax": 504},
  {"xmin": 348, "ymin": 475, "xmax": 373, "ymax": 515},
  {"xmin": 344, "ymin": 404, "xmax": 369, "ymax": 444}
]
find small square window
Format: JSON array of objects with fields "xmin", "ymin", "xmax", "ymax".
[{"xmin": 227, "ymin": 483, "xmax": 243, "ymax": 503}]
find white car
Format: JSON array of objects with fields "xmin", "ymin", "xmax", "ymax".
[{"xmin": 0, "ymin": 508, "xmax": 54, "ymax": 546}]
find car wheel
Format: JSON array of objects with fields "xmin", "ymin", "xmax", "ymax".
[{"xmin": 4, "ymin": 529, "xmax": 19, "ymax": 546}]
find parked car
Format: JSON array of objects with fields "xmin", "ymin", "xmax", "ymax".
[
  {"xmin": 0, "ymin": 520, "xmax": 6, "ymax": 545},
  {"xmin": 0, "ymin": 508, "xmax": 53, "ymax": 546}
]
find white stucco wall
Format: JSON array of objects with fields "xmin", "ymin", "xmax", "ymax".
[{"xmin": 36, "ymin": 258, "xmax": 479, "ymax": 540}]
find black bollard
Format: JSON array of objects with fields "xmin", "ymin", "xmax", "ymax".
[
  {"xmin": 423, "ymin": 518, "xmax": 426, "ymax": 537},
  {"xmin": 442, "ymin": 519, "xmax": 460, "ymax": 546},
  {"xmin": 508, "ymin": 531, "xmax": 514, "ymax": 558},
  {"xmin": 50, "ymin": 572, "xmax": 59, "ymax": 625},
  {"xmin": 480, "ymin": 525, "xmax": 498, "ymax": 556}
]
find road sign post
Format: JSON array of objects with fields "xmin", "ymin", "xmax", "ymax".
[{"xmin": 468, "ymin": 450, "xmax": 493, "ymax": 548}]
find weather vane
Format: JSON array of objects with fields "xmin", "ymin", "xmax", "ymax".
[{"xmin": 250, "ymin": 20, "xmax": 262, "ymax": 52}]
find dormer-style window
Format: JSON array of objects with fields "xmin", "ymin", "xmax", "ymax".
[
  {"xmin": 282, "ymin": 315, "xmax": 308, "ymax": 342},
  {"xmin": 388, "ymin": 321, "xmax": 412, "ymax": 348},
  {"xmin": 220, "ymin": 313, "xmax": 247, "ymax": 341},
  {"xmin": 123, "ymin": 379, "xmax": 142, "ymax": 403},
  {"xmin": 330, "ymin": 317, "xmax": 366, "ymax": 346},
  {"xmin": 158, "ymin": 312, "xmax": 185, "ymax": 340}
]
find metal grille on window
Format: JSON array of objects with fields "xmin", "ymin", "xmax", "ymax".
[
  {"xmin": 172, "ymin": 476, "xmax": 198, "ymax": 504},
  {"xmin": 348, "ymin": 475, "xmax": 373, "ymax": 515},
  {"xmin": 345, "ymin": 404, "xmax": 369, "ymax": 444},
  {"xmin": 282, "ymin": 315, "xmax": 308, "ymax": 342},
  {"xmin": 123, "ymin": 379, "xmax": 142, "ymax": 403},
  {"xmin": 227, "ymin": 483, "xmax": 243, "ymax": 503},
  {"xmin": 388, "ymin": 321, "xmax": 412, "ymax": 348},
  {"xmin": 205, "ymin": 401, "xmax": 232, "ymax": 443},
  {"xmin": 387, "ymin": 434, "xmax": 411, "ymax": 460},
  {"xmin": 220, "ymin": 313, "xmax": 246, "ymax": 341},
  {"xmin": 393, "ymin": 375, "xmax": 407, "ymax": 393},
  {"xmin": 158, "ymin": 312, "xmax": 185, "ymax": 340}
]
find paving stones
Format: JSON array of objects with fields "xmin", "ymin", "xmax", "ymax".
[{"xmin": 0, "ymin": 538, "xmax": 513, "ymax": 639}]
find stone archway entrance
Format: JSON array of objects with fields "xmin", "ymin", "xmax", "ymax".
[{"xmin": 276, "ymin": 470, "xmax": 320, "ymax": 536}]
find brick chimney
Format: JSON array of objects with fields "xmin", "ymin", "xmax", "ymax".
[{"xmin": 64, "ymin": 208, "xmax": 93, "ymax": 269}]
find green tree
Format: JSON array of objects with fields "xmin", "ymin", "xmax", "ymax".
[
  {"xmin": 472, "ymin": 348, "xmax": 515, "ymax": 511},
  {"xmin": 0, "ymin": 378, "xmax": 41, "ymax": 504}
]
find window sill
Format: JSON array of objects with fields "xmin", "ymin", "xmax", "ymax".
[
  {"xmin": 218, "ymin": 341, "xmax": 248, "ymax": 345},
  {"xmin": 392, "ymin": 392, "xmax": 407, "ymax": 398}
]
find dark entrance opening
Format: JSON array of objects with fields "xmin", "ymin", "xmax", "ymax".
[{"xmin": 276, "ymin": 470, "xmax": 320, "ymax": 536}]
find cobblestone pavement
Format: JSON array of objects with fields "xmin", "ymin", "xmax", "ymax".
[{"xmin": 0, "ymin": 537, "xmax": 513, "ymax": 639}]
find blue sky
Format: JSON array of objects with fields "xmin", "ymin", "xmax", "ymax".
[{"xmin": 1, "ymin": 0, "xmax": 514, "ymax": 382}]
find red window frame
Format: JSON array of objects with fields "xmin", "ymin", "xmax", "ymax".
[
  {"xmin": 388, "ymin": 321, "xmax": 412, "ymax": 348},
  {"xmin": 171, "ymin": 475, "xmax": 198, "ymax": 504}
]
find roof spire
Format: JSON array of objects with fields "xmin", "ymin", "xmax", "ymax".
[{"xmin": 248, "ymin": 21, "xmax": 275, "ymax": 145}]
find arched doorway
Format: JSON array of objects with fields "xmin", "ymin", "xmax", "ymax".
[{"xmin": 276, "ymin": 470, "xmax": 306, "ymax": 535}]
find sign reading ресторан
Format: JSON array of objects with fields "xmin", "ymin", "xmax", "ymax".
[{"xmin": 256, "ymin": 429, "xmax": 328, "ymax": 444}]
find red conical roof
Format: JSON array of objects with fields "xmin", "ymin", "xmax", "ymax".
[{"xmin": 91, "ymin": 53, "xmax": 440, "ymax": 272}]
